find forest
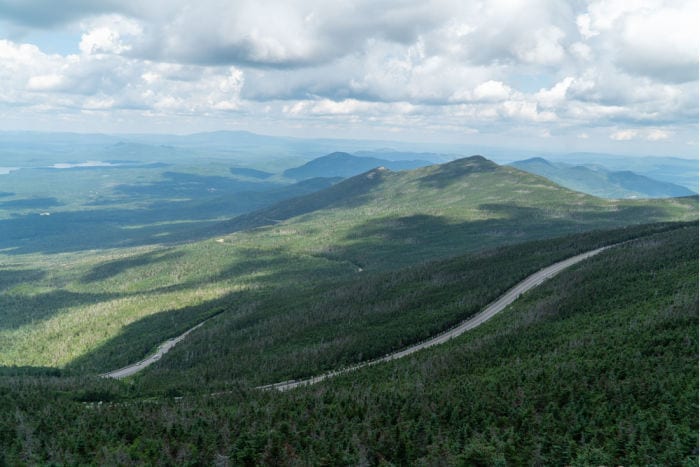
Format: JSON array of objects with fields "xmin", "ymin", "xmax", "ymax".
[{"xmin": 0, "ymin": 223, "xmax": 697, "ymax": 464}]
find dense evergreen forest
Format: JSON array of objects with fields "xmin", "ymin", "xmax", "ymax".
[{"xmin": 1, "ymin": 223, "xmax": 696, "ymax": 464}]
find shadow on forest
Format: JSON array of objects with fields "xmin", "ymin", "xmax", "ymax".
[
  {"xmin": 114, "ymin": 171, "xmax": 280, "ymax": 198},
  {"xmin": 0, "ymin": 268, "xmax": 47, "ymax": 292},
  {"xmin": 0, "ymin": 289, "xmax": 128, "ymax": 330},
  {"xmin": 205, "ymin": 169, "xmax": 385, "ymax": 237},
  {"xmin": 59, "ymin": 201, "xmax": 678, "ymax": 377},
  {"xmin": 64, "ymin": 244, "xmax": 350, "ymax": 374},
  {"xmin": 0, "ymin": 197, "xmax": 63, "ymax": 209},
  {"xmin": 321, "ymin": 203, "xmax": 675, "ymax": 269},
  {"xmin": 0, "ymin": 175, "xmax": 337, "ymax": 255},
  {"xmin": 64, "ymin": 292, "xmax": 240, "ymax": 374},
  {"xmin": 81, "ymin": 250, "xmax": 185, "ymax": 283}
]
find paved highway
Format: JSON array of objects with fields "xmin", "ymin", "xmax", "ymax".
[
  {"xmin": 101, "ymin": 245, "xmax": 610, "ymax": 383},
  {"xmin": 258, "ymin": 245, "xmax": 610, "ymax": 391},
  {"xmin": 100, "ymin": 322, "xmax": 206, "ymax": 379}
]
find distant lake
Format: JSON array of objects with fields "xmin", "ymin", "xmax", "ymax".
[{"xmin": 50, "ymin": 161, "xmax": 118, "ymax": 169}]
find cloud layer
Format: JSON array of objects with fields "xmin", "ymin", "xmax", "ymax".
[{"xmin": 0, "ymin": 0, "xmax": 697, "ymax": 155}]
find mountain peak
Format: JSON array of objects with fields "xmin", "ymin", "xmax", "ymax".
[
  {"xmin": 440, "ymin": 155, "xmax": 499, "ymax": 171},
  {"xmin": 521, "ymin": 157, "xmax": 552, "ymax": 165},
  {"xmin": 283, "ymin": 152, "xmax": 429, "ymax": 180}
]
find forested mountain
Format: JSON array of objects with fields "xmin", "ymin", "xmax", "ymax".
[
  {"xmin": 2, "ymin": 156, "xmax": 695, "ymax": 374},
  {"xmin": 511, "ymin": 157, "xmax": 695, "ymax": 198},
  {"xmin": 1, "ymin": 223, "xmax": 696, "ymax": 464},
  {"xmin": 282, "ymin": 151, "xmax": 431, "ymax": 180},
  {"xmin": 0, "ymin": 154, "xmax": 697, "ymax": 464}
]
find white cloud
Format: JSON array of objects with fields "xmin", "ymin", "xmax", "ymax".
[
  {"xmin": 610, "ymin": 129, "xmax": 638, "ymax": 141},
  {"xmin": 473, "ymin": 80, "xmax": 513, "ymax": 102},
  {"xmin": 83, "ymin": 96, "xmax": 116, "ymax": 109},
  {"xmin": 79, "ymin": 15, "xmax": 143, "ymax": 55},
  {"xmin": 26, "ymin": 74, "xmax": 65, "ymax": 91},
  {"xmin": 578, "ymin": 0, "xmax": 698, "ymax": 83},
  {"xmin": 646, "ymin": 129, "xmax": 670, "ymax": 141},
  {"xmin": 569, "ymin": 42, "xmax": 592, "ymax": 61},
  {"xmin": 514, "ymin": 26, "xmax": 566, "ymax": 65},
  {"xmin": 575, "ymin": 14, "xmax": 597, "ymax": 39},
  {"xmin": 0, "ymin": 0, "xmax": 695, "ymax": 156},
  {"xmin": 536, "ymin": 77, "xmax": 574, "ymax": 107}
]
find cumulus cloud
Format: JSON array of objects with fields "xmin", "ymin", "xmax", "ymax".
[
  {"xmin": 79, "ymin": 15, "xmax": 143, "ymax": 55},
  {"xmin": 472, "ymin": 81, "xmax": 513, "ymax": 102},
  {"xmin": 577, "ymin": 0, "xmax": 698, "ymax": 83},
  {"xmin": 0, "ymin": 0, "xmax": 696, "ymax": 155},
  {"xmin": 610, "ymin": 128, "xmax": 675, "ymax": 142},
  {"xmin": 646, "ymin": 129, "xmax": 671, "ymax": 141},
  {"xmin": 610, "ymin": 129, "xmax": 638, "ymax": 141}
]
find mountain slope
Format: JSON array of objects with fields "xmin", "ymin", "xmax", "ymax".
[
  {"xmin": 2, "ymin": 223, "xmax": 696, "ymax": 465},
  {"xmin": 282, "ymin": 151, "xmax": 430, "ymax": 180},
  {"xmin": 217, "ymin": 155, "xmax": 696, "ymax": 270},
  {"xmin": 553, "ymin": 152, "xmax": 699, "ymax": 193},
  {"xmin": 511, "ymin": 157, "xmax": 696, "ymax": 198},
  {"xmin": 1, "ymin": 156, "xmax": 696, "ymax": 374}
]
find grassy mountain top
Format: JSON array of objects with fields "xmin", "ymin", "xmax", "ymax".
[{"xmin": 511, "ymin": 157, "xmax": 696, "ymax": 198}]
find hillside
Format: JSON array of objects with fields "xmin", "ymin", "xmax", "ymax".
[
  {"xmin": 547, "ymin": 153, "xmax": 699, "ymax": 193},
  {"xmin": 2, "ymin": 156, "xmax": 696, "ymax": 380},
  {"xmin": 510, "ymin": 157, "xmax": 695, "ymax": 198},
  {"xmin": 282, "ymin": 151, "xmax": 430, "ymax": 180},
  {"xmin": 212, "ymin": 155, "xmax": 697, "ymax": 270},
  {"xmin": 1, "ymin": 223, "xmax": 696, "ymax": 465}
]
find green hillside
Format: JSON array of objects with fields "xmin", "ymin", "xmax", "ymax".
[
  {"xmin": 1, "ymin": 222, "xmax": 696, "ymax": 465},
  {"xmin": 1, "ymin": 157, "xmax": 695, "ymax": 378},
  {"xmin": 210, "ymin": 156, "xmax": 697, "ymax": 271}
]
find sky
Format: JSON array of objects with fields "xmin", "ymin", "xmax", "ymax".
[{"xmin": 0, "ymin": 0, "xmax": 697, "ymax": 158}]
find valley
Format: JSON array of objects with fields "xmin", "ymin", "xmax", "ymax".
[{"xmin": 0, "ymin": 139, "xmax": 697, "ymax": 464}]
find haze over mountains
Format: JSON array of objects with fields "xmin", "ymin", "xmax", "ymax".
[
  {"xmin": 2, "ymin": 130, "xmax": 695, "ymax": 183},
  {"xmin": 511, "ymin": 157, "xmax": 696, "ymax": 199}
]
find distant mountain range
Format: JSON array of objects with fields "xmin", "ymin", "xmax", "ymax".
[
  {"xmin": 510, "ymin": 157, "xmax": 696, "ymax": 199},
  {"xmin": 1, "ymin": 130, "xmax": 695, "ymax": 192},
  {"xmin": 282, "ymin": 152, "xmax": 431, "ymax": 180}
]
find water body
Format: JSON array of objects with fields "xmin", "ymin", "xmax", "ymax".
[{"xmin": 50, "ymin": 161, "xmax": 118, "ymax": 169}]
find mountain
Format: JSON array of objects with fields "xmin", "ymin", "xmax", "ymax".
[
  {"xmin": 198, "ymin": 155, "xmax": 697, "ymax": 273},
  {"xmin": 544, "ymin": 152, "xmax": 699, "ymax": 193},
  {"xmin": 282, "ymin": 152, "xmax": 432, "ymax": 180},
  {"xmin": 5, "ymin": 155, "xmax": 696, "ymax": 373},
  {"xmin": 229, "ymin": 167, "xmax": 274, "ymax": 179},
  {"xmin": 2, "ymin": 223, "xmax": 696, "ymax": 465},
  {"xmin": 510, "ymin": 157, "xmax": 695, "ymax": 198},
  {"xmin": 2, "ymin": 151, "xmax": 697, "ymax": 463},
  {"xmin": 353, "ymin": 149, "xmax": 457, "ymax": 163}
]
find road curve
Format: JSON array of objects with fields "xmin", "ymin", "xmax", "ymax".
[
  {"xmin": 100, "ymin": 322, "xmax": 206, "ymax": 379},
  {"xmin": 258, "ymin": 245, "xmax": 611, "ymax": 391}
]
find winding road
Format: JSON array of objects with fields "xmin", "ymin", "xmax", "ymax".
[
  {"xmin": 102, "ymin": 245, "xmax": 610, "ymax": 385},
  {"xmin": 258, "ymin": 245, "xmax": 610, "ymax": 391},
  {"xmin": 100, "ymin": 322, "xmax": 206, "ymax": 379}
]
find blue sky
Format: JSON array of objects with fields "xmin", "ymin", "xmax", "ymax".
[{"xmin": 0, "ymin": 0, "xmax": 697, "ymax": 158}]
